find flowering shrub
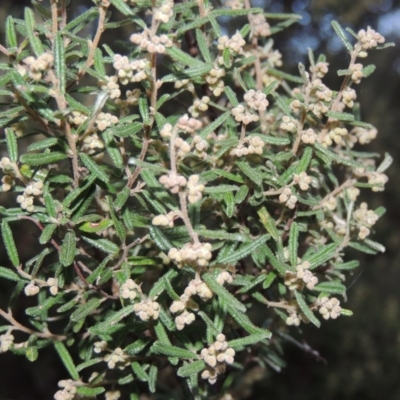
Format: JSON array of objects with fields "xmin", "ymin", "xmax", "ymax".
[{"xmin": 0, "ymin": 0, "xmax": 393, "ymax": 399}]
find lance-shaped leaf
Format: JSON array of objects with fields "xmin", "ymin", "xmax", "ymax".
[
  {"xmin": 1, "ymin": 221, "xmax": 19, "ymax": 267},
  {"xmin": 198, "ymin": 111, "xmax": 230, "ymax": 139},
  {"xmin": 331, "ymin": 21, "xmax": 353, "ymax": 53},
  {"xmin": 76, "ymin": 387, "xmax": 105, "ymax": 397},
  {"xmin": 258, "ymin": 207, "xmax": 279, "ymax": 241},
  {"xmin": 334, "ymin": 260, "xmax": 359, "ymax": 270},
  {"xmin": 25, "ymin": 293, "xmax": 63, "ymax": 316},
  {"xmin": 90, "ymin": 304, "xmax": 137, "ymax": 333},
  {"xmin": 54, "ymin": 33, "xmax": 66, "ymax": 93},
  {"xmin": 20, "ymin": 152, "xmax": 67, "ymax": 166},
  {"xmin": 294, "ymin": 290, "xmax": 320, "ymax": 328},
  {"xmin": 0, "ymin": 266, "xmax": 21, "ymax": 282},
  {"xmin": 5, "ymin": 16, "xmax": 17, "ymax": 49},
  {"xmin": 203, "ymin": 273, "xmax": 246, "ymax": 313},
  {"xmin": 81, "ymin": 236, "xmax": 120, "ymax": 255},
  {"xmin": 54, "ymin": 342, "xmax": 79, "ymax": 380},
  {"xmin": 70, "ymin": 297, "xmax": 103, "ymax": 322},
  {"xmin": 148, "ymin": 225, "xmax": 173, "ymax": 253},
  {"xmin": 196, "ymin": 29, "xmax": 212, "ymax": 63},
  {"xmin": 237, "ymin": 161, "xmax": 263, "ymax": 186},
  {"xmin": 5, "ymin": 128, "xmax": 18, "ymax": 162},
  {"xmin": 149, "ymin": 365, "xmax": 158, "ymax": 393},
  {"xmin": 216, "ymin": 234, "xmax": 268, "ymax": 265},
  {"xmin": 313, "ymin": 281, "xmax": 346, "ymax": 296},
  {"xmin": 151, "ymin": 341, "xmax": 198, "ymax": 359},
  {"xmin": 296, "ymin": 147, "xmax": 313, "ymax": 173},
  {"xmin": 149, "ymin": 269, "xmax": 178, "ymax": 298},
  {"xmin": 125, "ymin": 339, "xmax": 151, "ymax": 356},
  {"xmin": 289, "ymin": 222, "xmax": 299, "ymax": 267},
  {"xmin": 305, "ymin": 243, "xmax": 337, "ymax": 270},
  {"xmin": 228, "ymin": 332, "xmax": 270, "ymax": 350},
  {"xmin": 109, "ymin": 0, "xmax": 134, "ymax": 15},
  {"xmin": 60, "ymin": 231, "xmax": 76, "ymax": 267},
  {"xmin": 24, "ymin": 8, "xmax": 44, "ymax": 56},
  {"xmin": 131, "ymin": 361, "xmax": 149, "ymax": 381},
  {"xmin": 80, "ymin": 153, "xmax": 109, "ymax": 183},
  {"xmin": 178, "ymin": 360, "xmax": 206, "ymax": 378}
]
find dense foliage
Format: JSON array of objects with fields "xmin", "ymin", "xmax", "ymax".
[{"xmin": 0, "ymin": 0, "xmax": 393, "ymax": 399}]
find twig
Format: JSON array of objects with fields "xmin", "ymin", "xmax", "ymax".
[{"xmin": 0, "ymin": 308, "xmax": 66, "ymax": 341}]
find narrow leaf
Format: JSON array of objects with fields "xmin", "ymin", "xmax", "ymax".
[
  {"xmin": 81, "ymin": 236, "xmax": 120, "ymax": 255},
  {"xmin": 60, "ymin": 231, "xmax": 76, "ymax": 267},
  {"xmin": 331, "ymin": 21, "xmax": 353, "ymax": 53},
  {"xmin": 313, "ymin": 281, "xmax": 346, "ymax": 295},
  {"xmin": 54, "ymin": 342, "xmax": 79, "ymax": 380},
  {"xmin": 228, "ymin": 332, "xmax": 270, "ymax": 350},
  {"xmin": 177, "ymin": 360, "xmax": 206, "ymax": 378},
  {"xmin": 54, "ymin": 33, "xmax": 66, "ymax": 93},
  {"xmin": 1, "ymin": 221, "xmax": 20, "ymax": 267},
  {"xmin": 70, "ymin": 298, "xmax": 103, "ymax": 322},
  {"xmin": 5, "ymin": 128, "xmax": 18, "ymax": 162},
  {"xmin": 0, "ymin": 266, "xmax": 21, "ymax": 281},
  {"xmin": 151, "ymin": 341, "xmax": 198, "ymax": 359},
  {"xmin": 80, "ymin": 153, "xmax": 109, "ymax": 183},
  {"xmin": 289, "ymin": 222, "xmax": 299, "ymax": 267},
  {"xmin": 294, "ymin": 290, "xmax": 320, "ymax": 328}
]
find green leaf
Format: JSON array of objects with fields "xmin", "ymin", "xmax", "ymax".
[
  {"xmin": 60, "ymin": 231, "xmax": 76, "ymax": 267},
  {"xmin": 258, "ymin": 207, "xmax": 279, "ymax": 241},
  {"xmin": 362, "ymin": 64, "xmax": 376, "ymax": 77},
  {"xmin": 203, "ymin": 273, "xmax": 246, "ymax": 313},
  {"xmin": 364, "ymin": 239, "xmax": 385, "ymax": 253},
  {"xmin": 151, "ymin": 341, "xmax": 198, "ymax": 359},
  {"xmin": 39, "ymin": 223, "xmax": 57, "ymax": 244},
  {"xmin": 109, "ymin": 0, "xmax": 134, "ymax": 15},
  {"xmin": 178, "ymin": 360, "xmax": 206, "ymax": 378},
  {"xmin": 228, "ymin": 332, "xmax": 270, "ymax": 350},
  {"xmin": 326, "ymin": 111, "xmax": 355, "ymax": 122},
  {"xmin": 0, "ymin": 266, "xmax": 21, "ymax": 281},
  {"xmin": 79, "ymin": 219, "xmax": 113, "ymax": 233},
  {"xmin": 266, "ymin": 68, "xmax": 303, "ymax": 83},
  {"xmin": 54, "ymin": 342, "xmax": 79, "ymax": 380},
  {"xmin": 28, "ymin": 138, "xmax": 61, "ymax": 152},
  {"xmin": 294, "ymin": 290, "xmax": 320, "ymax": 328},
  {"xmin": 198, "ymin": 111, "xmax": 230, "ymax": 139},
  {"xmin": 196, "ymin": 29, "xmax": 212, "ymax": 63},
  {"xmin": 334, "ymin": 260, "xmax": 359, "ymax": 270},
  {"xmin": 81, "ymin": 236, "xmax": 120, "ymax": 255},
  {"xmin": 54, "ymin": 33, "xmax": 66, "ymax": 94},
  {"xmin": 125, "ymin": 339, "xmax": 151, "ymax": 356},
  {"xmin": 5, "ymin": 128, "xmax": 18, "ymax": 163},
  {"xmin": 305, "ymin": 243, "xmax": 337, "ymax": 270},
  {"xmin": 216, "ymin": 235, "xmax": 268, "ymax": 265},
  {"xmin": 377, "ymin": 152, "xmax": 393, "ymax": 173},
  {"xmin": 149, "ymin": 365, "xmax": 158, "ymax": 393},
  {"xmin": 70, "ymin": 298, "xmax": 103, "ymax": 322},
  {"xmin": 166, "ymin": 47, "xmax": 206, "ymax": 68},
  {"xmin": 80, "ymin": 153, "xmax": 109, "ymax": 183},
  {"xmin": 131, "ymin": 361, "xmax": 149, "ymax": 381},
  {"xmin": 262, "ymin": 271, "xmax": 277, "ymax": 289},
  {"xmin": 236, "ymin": 161, "xmax": 263, "ymax": 185},
  {"xmin": 5, "ymin": 16, "xmax": 18, "ymax": 49},
  {"xmin": 289, "ymin": 222, "xmax": 299, "ymax": 267},
  {"xmin": 149, "ymin": 270, "xmax": 178, "ymax": 298},
  {"xmin": 90, "ymin": 304, "xmax": 137, "ymax": 334},
  {"xmin": 225, "ymin": 303, "xmax": 269, "ymax": 335},
  {"xmin": 313, "ymin": 281, "xmax": 346, "ymax": 295},
  {"xmin": 1, "ymin": 221, "xmax": 20, "ymax": 267},
  {"xmin": 25, "ymin": 294, "xmax": 63, "ymax": 316},
  {"xmin": 24, "ymin": 8, "xmax": 44, "ymax": 56},
  {"xmin": 234, "ymin": 185, "xmax": 249, "ymax": 204},
  {"xmin": 114, "ymin": 187, "xmax": 131, "ymax": 210},
  {"xmin": 76, "ymin": 387, "xmax": 105, "ymax": 396},
  {"xmin": 26, "ymin": 345, "xmax": 38, "ymax": 362},
  {"xmin": 20, "ymin": 152, "xmax": 67, "ymax": 166},
  {"xmin": 224, "ymin": 86, "xmax": 239, "ymax": 107},
  {"xmin": 296, "ymin": 147, "xmax": 313, "ymax": 173},
  {"xmin": 148, "ymin": 225, "xmax": 173, "ymax": 252},
  {"xmin": 331, "ymin": 21, "xmax": 353, "ymax": 53},
  {"xmin": 262, "ymin": 244, "xmax": 291, "ymax": 275}
]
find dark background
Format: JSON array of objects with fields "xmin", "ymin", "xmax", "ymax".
[{"xmin": 0, "ymin": 0, "xmax": 399, "ymax": 399}]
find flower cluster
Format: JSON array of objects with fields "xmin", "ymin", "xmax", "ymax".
[
  {"xmin": 133, "ymin": 298, "xmax": 160, "ymax": 321},
  {"xmin": 95, "ymin": 112, "xmax": 119, "ymax": 131},
  {"xmin": 159, "ymin": 172, "xmax": 187, "ymax": 193},
  {"xmin": 357, "ymin": 27, "xmax": 385, "ymax": 51},
  {"xmin": 293, "ymin": 172, "xmax": 312, "ymax": 191},
  {"xmin": 205, "ymin": 65, "xmax": 226, "ymax": 96},
  {"xmin": 130, "ymin": 30, "xmax": 173, "ymax": 54},
  {"xmin": 168, "ymin": 242, "xmax": 213, "ymax": 268},
  {"xmin": 284, "ymin": 261, "xmax": 318, "ymax": 290},
  {"xmin": 177, "ymin": 114, "xmax": 203, "ymax": 133},
  {"xmin": 187, "ymin": 175, "xmax": 205, "ymax": 204},
  {"xmin": 189, "ymin": 96, "xmax": 210, "ymax": 118},
  {"xmin": 104, "ymin": 347, "xmax": 130, "ymax": 369},
  {"xmin": 218, "ymin": 32, "xmax": 246, "ymax": 53},
  {"xmin": 113, "ymin": 55, "xmax": 149, "ymax": 84},
  {"xmin": 16, "ymin": 181, "xmax": 44, "ymax": 212},
  {"xmin": 0, "ymin": 333, "xmax": 14, "ymax": 353},
  {"xmin": 231, "ymin": 104, "xmax": 259, "ymax": 125},
  {"xmin": 152, "ymin": 211, "xmax": 176, "ymax": 228},
  {"xmin": 22, "ymin": 53, "xmax": 54, "ymax": 81},
  {"xmin": 279, "ymin": 187, "xmax": 298, "ymax": 209},
  {"xmin": 154, "ymin": 0, "xmax": 174, "ymax": 23},
  {"xmin": 316, "ymin": 297, "xmax": 342, "ymax": 320},
  {"xmin": 0, "ymin": 157, "xmax": 16, "ymax": 192},
  {"xmin": 200, "ymin": 334, "xmax": 236, "ymax": 384},
  {"xmin": 248, "ymin": 14, "xmax": 271, "ymax": 38},
  {"xmin": 54, "ymin": 380, "xmax": 77, "ymax": 400},
  {"xmin": 244, "ymin": 89, "xmax": 269, "ymax": 111},
  {"xmin": 353, "ymin": 202, "xmax": 378, "ymax": 240},
  {"xmin": 120, "ymin": 278, "xmax": 139, "ymax": 300},
  {"xmin": 99, "ymin": 76, "xmax": 121, "ymax": 99},
  {"xmin": 230, "ymin": 136, "xmax": 265, "ymax": 157}
]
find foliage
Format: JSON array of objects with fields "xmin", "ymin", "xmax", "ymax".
[{"xmin": 0, "ymin": 0, "xmax": 392, "ymax": 399}]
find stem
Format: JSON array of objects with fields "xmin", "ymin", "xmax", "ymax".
[
  {"xmin": 0, "ymin": 308, "xmax": 66, "ymax": 341},
  {"xmin": 179, "ymin": 192, "xmax": 200, "ymax": 245},
  {"xmin": 50, "ymin": 0, "xmax": 58, "ymax": 39},
  {"xmin": 312, "ymin": 178, "xmax": 355, "ymax": 210},
  {"xmin": 0, "ymin": 44, "xmax": 10, "ymax": 57}
]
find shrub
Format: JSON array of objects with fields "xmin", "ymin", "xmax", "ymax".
[{"xmin": 0, "ymin": 0, "xmax": 393, "ymax": 399}]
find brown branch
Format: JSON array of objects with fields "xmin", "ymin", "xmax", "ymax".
[{"xmin": 0, "ymin": 308, "xmax": 66, "ymax": 341}]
